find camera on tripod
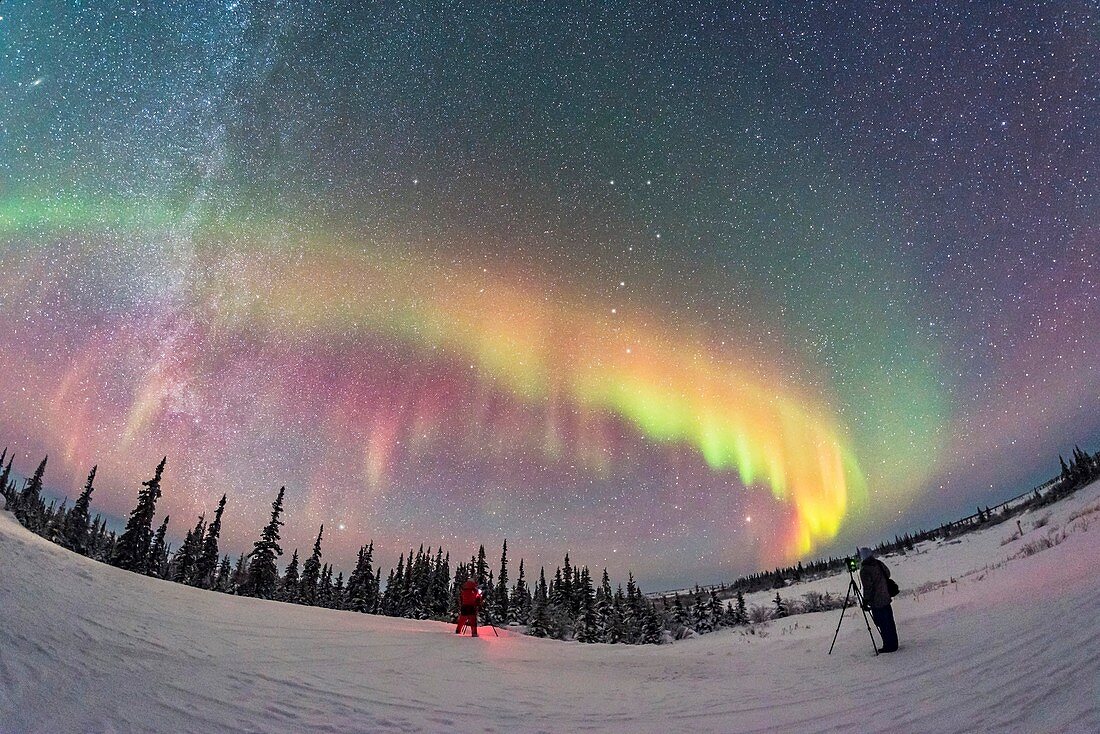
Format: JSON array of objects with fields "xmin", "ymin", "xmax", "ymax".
[{"xmin": 828, "ymin": 554, "xmax": 879, "ymax": 655}]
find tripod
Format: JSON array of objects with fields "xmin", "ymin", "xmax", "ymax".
[
  {"xmin": 828, "ymin": 563, "xmax": 879, "ymax": 656},
  {"xmin": 457, "ymin": 615, "xmax": 500, "ymax": 637}
]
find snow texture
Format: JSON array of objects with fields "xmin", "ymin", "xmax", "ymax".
[{"xmin": 2, "ymin": 482, "xmax": 1099, "ymax": 733}]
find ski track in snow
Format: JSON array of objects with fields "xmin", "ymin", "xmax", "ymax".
[{"xmin": 1, "ymin": 482, "xmax": 1099, "ymax": 733}]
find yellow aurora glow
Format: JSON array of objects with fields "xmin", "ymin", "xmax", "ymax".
[{"xmin": 195, "ymin": 240, "xmax": 867, "ymax": 557}]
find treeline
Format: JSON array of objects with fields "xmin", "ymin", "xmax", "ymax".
[
  {"xmin": 658, "ymin": 443, "xmax": 1100, "ymax": 615},
  {"xmin": 0, "ymin": 450, "xmax": 676, "ymax": 644}
]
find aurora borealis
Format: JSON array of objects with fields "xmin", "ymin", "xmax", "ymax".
[{"xmin": 1, "ymin": 3, "xmax": 1096, "ymax": 588}]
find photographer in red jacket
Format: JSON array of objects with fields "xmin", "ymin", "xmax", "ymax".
[{"xmin": 455, "ymin": 579, "xmax": 483, "ymax": 637}]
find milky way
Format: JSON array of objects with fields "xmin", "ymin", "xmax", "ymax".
[{"xmin": 1, "ymin": 3, "xmax": 1096, "ymax": 588}]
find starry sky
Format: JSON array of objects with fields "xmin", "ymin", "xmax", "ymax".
[{"xmin": 1, "ymin": 2, "xmax": 1097, "ymax": 589}]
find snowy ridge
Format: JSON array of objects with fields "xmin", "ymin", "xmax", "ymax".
[{"xmin": 1, "ymin": 481, "xmax": 1099, "ymax": 733}]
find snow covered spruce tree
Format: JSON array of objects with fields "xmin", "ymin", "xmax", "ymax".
[
  {"xmin": 193, "ymin": 494, "xmax": 227, "ymax": 589},
  {"xmin": 242, "ymin": 486, "xmax": 285, "ymax": 598},
  {"xmin": 773, "ymin": 592, "xmax": 789, "ymax": 618},
  {"xmin": 0, "ymin": 450, "xmax": 14, "ymax": 502},
  {"xmin": 112, "ymin": 457, "xmax": 166, "ymax": 572},
  {"xmin": 60, "ymin": 465, "xmax": 96, "ymax": 553},
  {"xmin": 172, "ymin": 515, "xmax": 206, "ymax": 583},
  {"xmin": 527, "ymin": 567, "xmax": 551, "ymax": 637},
  {"xmin": 14, "ymin": 455, "xmax": 48, "ymax": 531},
  {"xmin": 510, "ymin": 558, "xmax": 532, "ymax": 625},
  {"xmin": 146, "ymin": 515, "xmax": 171, "ymax": 577},
  {"xmin": 299, "ymin": 524, "xmax": 324, "ymax": 606},
  {"xmin": 279, "ymin": 549, "xmax": 301, "ymax": 603}
]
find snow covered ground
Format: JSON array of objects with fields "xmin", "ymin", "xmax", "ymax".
[{"xmin": 2, "ymin": 482, "xmax": 1098, "ymax": 733}]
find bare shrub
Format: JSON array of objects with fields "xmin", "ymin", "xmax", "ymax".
[
  {"xmin": 1015, "ymin": 530, "xmax": 1066, "ymax": 558},
  {"xmin": 1033, "ymin": 513, "xmax": 1052, "ymax": 529},
  {"xmin": 1067, "ymin": 501, "xmax": 1100, "ymax": 523},
  {"xmin": 802, "ymin": 591, "xmax": 825, "ymax": 612},
  {"xmin": 747, "ymin": 604, "xmax": 773, "ymax": 624}
]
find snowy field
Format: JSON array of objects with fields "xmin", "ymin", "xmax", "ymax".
[{"xmin": 2, "ymin": 482, "xmax": 1098, "ymax": 734}]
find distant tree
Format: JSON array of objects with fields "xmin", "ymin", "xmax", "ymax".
[
  {"xmin": 230, "ymin": 553, "xmax": 248, "ymax": 592},
  {"xmin": 346, "ymin": 544, "xmax": 374, "ymax": 612},
  {"xmin": 496, "ymin": 539, "xmax": 510, "ymax": 624},
  {"xmin": 735, "ymin": 590, "xmax": 747, "ymax": 624},
  {"xmin": 243, "ymin": 487, "xmax": 285, "ymax": 598},
  {"xmin": 640, "ymin": 607, "xmax": 664, "ymax": 644},
  {"xmin": 561, "ymin": 553, "xmax": 574, "ymax": 615},
  {"xmin": 15, "ymin": 456, "xmax": 48, "ymax": 529},
  {"xmin": 113, "ymin": 458, "xmax": 166, "ymax": 572},
  {"xmin": 510, "ymin": 558, "xmax": 532, "ymax": 625},
  {"xmin": 146, "ymin": 516, "xmax": 170, "ymax": 577},
  {"xmin": 172, "ymin": 515, "xmax": 206, "ymax": 583},
  {"xmin": 0, "ymin": 452, "xmax": 14, "ymax": 500},
  {"xmin": 215, "ymin": 554, "xmax": 232, "ymax": 592},
  {"xmin": 60, "ymin": 466, "xmax": 96, "ymax": 553},
  {"xmin": 280, "ymin": 549, "xmax": 301, "ymax": 603},
  {"xmin": 691, "ymin": 596, "xmax": 712, "ymax": 633},
  {"xmin": 707, "ymin": 590, "xmax": 724, "ymax": 630},
  {"xmin": 318, "ymin": 563, "xmax": 333, "ymax": 608},
  {"xmin": 773, "ymin": 591, "xmax": 789, "ymax": 618},
  {"xmin": 528, "ymin": 567, "xmax": 551, "ymax": 638},
  {"xmin": 299, "ymin": 524, "xmax": 324, "ymax": 606},
  {"xmin": 332, "ymin": 571, "xmax": 346, "ymax": 610},
  {"xmin": 193, "ymin": 494, "xmax": 227, "ymax": 589},
  {"xmin": 474, "ymin": 544, "xmax": 489, "ymax": 587}
]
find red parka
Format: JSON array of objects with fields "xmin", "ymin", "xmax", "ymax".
[{"xmin": 460, "ymin": 580, "xmax": 482, "ymax": 609}]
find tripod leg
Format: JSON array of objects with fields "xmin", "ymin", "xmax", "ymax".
[
  {"xmin": 853, "ymin": 585, "xmax": 880, "ymax": 656},
  {"xmin": 828, "ymin": 582, "xmax": 854, "ymax": 655}
]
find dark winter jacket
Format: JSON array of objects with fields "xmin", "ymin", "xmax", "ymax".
[{"xmin": 859, "ymin": 557, "xmax": 892, "ymax": 609}]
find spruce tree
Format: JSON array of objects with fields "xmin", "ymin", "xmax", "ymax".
[
  {"xmin": 280, "ymin": 549, "xmax": 301, "ymax": 603},
  {"xmin": 346, "ymin": 543, "xmax": 374, "ymax": 612},
  {"xmin": 475, "ymin": 544, "xmax": 489, "ymax": 586},
  {"xmin": 332, "ymin": 572, "xmax": 346, "ymax": 610},
  {"xmin": 708, "ymin": 590, "xmax": 725, "ymax": 630},
  {"xmin": 691, "ymin": 596, "xmax": 711, "ymax": 633},
  {"xmin": 372, "ymin": 567, "xmax": 382, "ymax": 613},
  {"xmin": 319, "ymin": 563, "xmax": 333, "ymax": 608},
  {"xmin": 215, "ymin": 554, "xmax": 232, "ymax": 592},
  {"xmin": 496, "ymin": 539, "xmax": 510, "ymax": 624},
  {"xmin": 146, "ymin": 516, "xmax": 170, "ymax": 577},
  {"xmin": 113, "ymin": 458, "xmax": 166, "ymax": 572},
  {"xmin": 172, "ymin": 515, "xmax": 206, "ymax": 583},
  {"xmin": 510, "ymin": 558, "xmax": 532, "ymax": 625},
  {"xmin": 561, "ymin": 553, "xmax": 574, "ymax": 615},
  {"xmin": 230, "ymin": 552, "xmax": 248, "ymax": 592},
  {"xmin": 641, "ymin": 607, "xmax": 664, "ymax": 644},
  {"xmin": 432, "ymin": 547, "xmax": 449, "ymax": 617},
  {"xmin": 299, "ymin": 524, "xmax": 324, "ymax": 606},
  {"xmin": 773, "ymin": 591, "xmax": 788, "ymax": 618},
  {"xmin": 735, "ymin": 589, "xmax": 747, "ymax": 624},
  {"xmin": 574, "ymin": 567, "xmax": 597, "ymax": 642},
  {"xmin": 193, "ymin": 494, "xmax": 227, "ymax": 589},
  {"xmin": 528, "ymin": 567, "xmax": 551, "ymax": 638},
  {"xmin": 0, "ymin": 452, "xmax": 13, "ymax": 501},
  {"xmin": 61, "ymin": 466, "xmax": 96, "ymax": 553},
  {"xmin": 15, "ymin": 456, "xmax": 48, "ymax": 529},
  {"xmin": 243, "ymin": 487, "xmax": 285, "ymax": 598}
]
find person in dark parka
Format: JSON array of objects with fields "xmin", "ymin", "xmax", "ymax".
[{"xmin": 858, "ymin": 546, "xmax": 899, "ymax": 653}]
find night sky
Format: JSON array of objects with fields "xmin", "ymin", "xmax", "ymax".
[{"xmin": 1, "ymin": 2, "xmax": 1096, "ymax": 589}]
